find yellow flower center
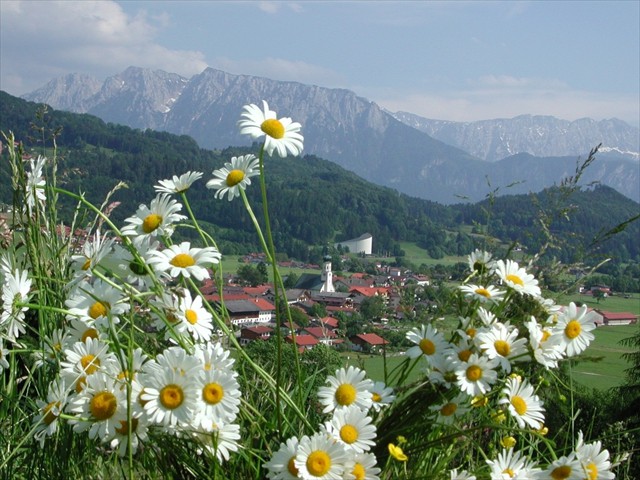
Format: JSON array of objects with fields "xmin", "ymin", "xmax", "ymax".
[
  {"xmin": 75, "ymin": 376, "xmax": 87, "ymax": 393},
  {"xmin": 185, "ymin": 309, "xmax": 198, "ymax": 325},
  {"xmin": 117, "ymin": 369, "xmax": 132, "ymax": 382},
  {"xmin": 352, "ymin": 463, "xmax": 366, "ymax": 480},
  {"xmin": 541, "ymin": 330, "xmax": 552, "ymax": 342},
  {"xmin": 458, "ymin": 349, "xmax": 472, "ymax": 362},
  {"xmin": 506, "ymin": 274, "xmax": 524, "ymax": 286},
  {"xmin": 261, "ymin": 118, "xmax": 285, "ymax": 139},
  {"xmin": 440, "ymin": 402, "xmax": 457, "ymax": 416},
  {"xmin": 466, "ymin": 327, "xmax": 477, "ymax": 338},
  {"xmin": 419, "ymin": 338, "xmax": 436, "ymax": 355},
  {"xmin": 339, "ymin": 424, "xmax": 359, "ymax": 444},
  {"xmin": 475, "ymin": 287, "xmax": 491, "ymax": 298},
  {"xmin": 565, "ymin": 320, "xmax": 582, "ymax": 339},
  {"xmin": 466, "ymin": 365, "xmax": 483, "ymax": 382},
  {"xmin": 159, "ymin": 384, "xmax": 184, "ymax": 410},
  {"xmin": 503, "ymin": 468, "xmax": 516, "ymax": 478},
  {"xmin": 115, "ymin": 417, "xmax": 139, "ymax": 435},
  {"xmin": 306, "ymin": 450, "xmax": 331, "ymax": 476},
  {"xmin": 170, "ymin": 253, "xmax": 195, "ymax": 268},
  {"xmin": 586, "ymin": 462, "xmax": 598, "ymax": 480},
  {"xmin": 511, "ymin": 395, "xmax": 528, "ymax": 415},
  {"xmin": 90, "ymin": 391, "xmax": 118, "ymax": 420},
  {"xmin": 226, "ymin": 169, "xmax": 245, "ymax": 187},
  {"xmin": 142, "ymin": 213, "xmax": 163, "ymax": 233},
  {"xmin": 42, "ymin": 401, "xmax": 60, "ymax": 425},
  {"xmin": 494, "ymin": 340, "xmax": 511, "ymax": 357},
  {"xmin": 80, "ymin": 354, "xmax": 101, "ymax": 374},
  {"xmin": 550, "ymin": 465, "xmax": 573, "ymax": 480},
  {"xmin": 202, "ymin": 382, "xmax": 224, "ymax": 405},
  {"xmin": 287, "ymin": 457, "xmax": 299, "ymax": 476},
  {"xmin": 335, "ymin": 383, "xmax": 357, "ymax": 406},
  {"xmin": 81, "ymin": 328, "xmax": 99, "ymax": 342},
  {"xmin": 82, "ymin": 258, "xmax": 91, "ymax": 271},
  {"xmin": 89, "ymin": 301, "xmax": 109, "ymax": 319}
]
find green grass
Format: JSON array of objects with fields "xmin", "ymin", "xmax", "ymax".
[
  {"xmin": 571, "ymin": 324, "xmax": 637, "ymax": 390},
  {"xmin": 343, "ymin": 352, "xmax": 423, "ymax": 384},
  {"xmin": 555, "ymin": 292, "xmax": 640, "ymax": 315}
]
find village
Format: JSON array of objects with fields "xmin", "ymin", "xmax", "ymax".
[{"xmin": 202, "ymin": 250, "xmax": 638, "ymax": 356}]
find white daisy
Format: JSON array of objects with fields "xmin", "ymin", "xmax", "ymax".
[
  {"xmin": 428, "ymin": 353, "xmax": 460, "ymax": 388},
  {"xmin": 60, "ymin": 337, "xmax": 116, "ymax": 390},
  {"xmin": 177, "ymin": 289, "xmax": 213, "ymax": 342},
  {"xmin": 525, "ymin": 317, "xmax": 564, "ymax": 369},
  {"xmin": 206, "ymin": 154, "xmax": 261, "ymax": 201},
  {"xmin": 553, "ymin": 302, "xmax": 597, "ymax": 357},
  {"xmin": 475, "ymin": 322, "xmax": 528, "ymax": 373},
  {"xmin": 264, "ymin": 436, "xmax": 301, "ymax": 480},
  {"xmin": 110, "ymin": 240, "xmax": 158, "ymax": 288},
  {"xmin": 499, "ymin": 377, "xmax": 545, "ymax": 430},
  {"xmin": 25, "ymin": 155, "xmax": 47, "ymax": 213},
  {"xmin": 33, "ymin": 378, "xmax": 68, "ymax": 447},
  {"xmin": 150, "ymin": 291, "xmax": 188, "ymax": 340},
  {"xmin": 0, "ymin": 340, "xmax": 9, "ymax": 371},
  {"xmin": 238, "ymin": 100, "xmax": 304, "ymax": 158},
  {"xmin": 121, "ymin": 193, "xmax": 186, "ymax": 242},
  {"xmin": 343, "ymin": 452, "xmax": 381, "ymax": 480},
  {"xmin": 477, "ymin": 306, "xmax": 499, "ymax": 327},
  {"xmin": 450, "ymin": 468, "xmax": 477, "ymax": 480},
  {"xmin": 194, "ymin": 368, "xmax": 241, "ymax": 426},
  {"xmin": 369, "ymin": 381, "xmax": 395, "ymax": 411},
  {"xmin": 468, "ymin": 249, "xmax": 495, "ymax": 275},
  {"xmin": 317, "ymin": 366, "xmax": 374, "ymax": 414},
  {"xmin": 486, "ymin": 448, "xmax": 540, "ymax": 479},
  {"xmin": 429, "ymin": 393, "xmax": 470, "ymax": 426},
  {"xmin": 139, "ymin": 361, "xmax": 200, "ymax": 428},
  {"xmin": 460, "ymin": 284, "xmax": 506, "ymax": 304},
  {"xmin": 153, "ymin": 345, "xmax": 202, "ymax": 377},
  {"xmin": 405, "ymin": 324, "xmax": 451, "ymax": 365},
  {"xmin": 294, "ymin": 432, "xmax": 350, "ymax": 479},
  {"xmin": 66, "ymin": 318, "xmax": 103, "ymax": 344},
  {"xmin": 194, "ymin": 421, "xmax": 241, "ymax": 463},
  {"xmin": 537, "ymin": 454, "xmax": 583, "ymax": 480},
  {"xmin": 65, "ymin": 279, "xmax": 130, "ymax": 326},
  {"xmin": 193, "ymin": 341, "xmax": 236, "ymax": 374},
  {"xmin": 67, "ymin": 372, "xmax": 127, "ymax": 442},
  {"xmin": 455, "ymin": 353, "xmax": 499, "ymax": 396},
  {"xmin": 575, "ymin": 431, "xmax": 615, "ymax": 480},
  {"xmin": 109, "ymin": 409, "xmax": 150, "ymax": 457},
  {"xmin": 495, "ymin": 259, "xmax": 541, "ymax": 297},
  {"xmin": 1, "ymin": 268, "xmax": 32, "ymax": 341},
  {"xmin": 147, "ymin": 241, "xmax": 221, "ymax": 281},
  {"xmin": 155, "ymin": 171, "xmax": 203, "ymax": 194},
  {"xmin": 69, "ymin": 229, "xmax": 114, "ymax": 276},
  {"xmin": 33, "ymin": 327, "xmax": 69, "ymax": 368},
  {"xmin": 324, "ymin": 405, "xmax": 376, "ymax": 453}
]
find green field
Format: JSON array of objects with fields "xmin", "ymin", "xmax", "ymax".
[
  {"xmin": 571, "ymin": 324, "xmax": 637, "ymax": 390},
  {"xmin": 556, "ymin": 292, "xmax": 640, "ymax": 316}
]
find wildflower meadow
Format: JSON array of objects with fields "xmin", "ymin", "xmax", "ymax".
[{"xmin": 0, "ymin": 100, "xmax": 633, "ymax": 479}]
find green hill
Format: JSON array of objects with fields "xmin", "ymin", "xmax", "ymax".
[{"xmin": 1, "ymin": 91, "xmax": 638, "ymax": 271}]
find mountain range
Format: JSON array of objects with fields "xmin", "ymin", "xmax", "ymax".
[{"xmin": 22, "ymin": 66, "xmax": 640, "ymax": 204}]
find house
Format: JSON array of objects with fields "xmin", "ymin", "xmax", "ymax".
[
  {"xmin": 596, "ymin": 310, "xmax": 638, "ymax": 326},
  {"xmin": 239, "ymin": 326, "xmax": 273, "ymax": 345},
  {"xmin": 304, "ymin": 326, "xmax": 339, "ymax": 346},
  {"xmin": 349, "ymin": 333, "xmax": 389, "ymax": 353},
  {"xmin": 285, "ymin": 334, "xmax": 319, "ymax": 352},
  {"xmin": 217, "ymin": 298, "xmax": 275, "ymax": 326},
  {"xmin": 284, "ymin": 289, "xmax": 309, "ymax": 305},
  {"xmin": 314, "ymin": 316, "xmax": 339, "ymax": 330}
]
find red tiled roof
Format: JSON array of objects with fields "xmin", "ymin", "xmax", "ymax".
[
  {"xmin": 242, "ymin": 326, "xmax": 273, "ymax": 334},
  {"xmin": 599, "ymin": 311, "xmax": 638, "ymax": 320},
  {"xmin": 304, "ymin": 327, "xmax": 338, "ymax": 338},
  {"xmin": 352, "ymin": 333, "xmax": 389, "ymax": 345},
  {"xmin": 285, "ymin": 334, "xmax": 318, "ymax": 346},
  {"xmin": 319, "ymin": 316, "xmax": 339, "ymax": 328},
  {"xmin": 349, "ymin": 286, "xmax": 389, "ymax": 297},
  {"xmin": 252, "ymin": 298, "xmax": 275, "ymax": 311}
]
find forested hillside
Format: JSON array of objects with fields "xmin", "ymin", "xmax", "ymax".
[{"xmin": 1, "ymin": 91, "xmax": 638, "ymax": 267}]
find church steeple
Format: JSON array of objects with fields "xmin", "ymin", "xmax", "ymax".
[{"xmin": 320, "ymin": 255, "xmax": 335, "ymax": 292}]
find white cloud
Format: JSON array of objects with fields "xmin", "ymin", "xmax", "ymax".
[{"xmin": 0, "ymin": 0, "xmax": 208, "ymax": 94}]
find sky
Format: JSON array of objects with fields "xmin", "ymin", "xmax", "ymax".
[{"xmin": 1, "ymin": 0, "xmax": 639, "ymax": 125}]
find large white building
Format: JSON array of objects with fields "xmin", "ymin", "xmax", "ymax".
[{"xmin": 335, "ymin": 233, "xmax": 373, "ymax": 255}]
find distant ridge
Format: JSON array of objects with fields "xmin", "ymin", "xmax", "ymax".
[{"xmin": 22, "ymin": 66, "xmax": 640, "ymax": 204}]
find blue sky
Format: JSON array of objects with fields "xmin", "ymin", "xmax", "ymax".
[{"xmin": 1, "ymin": 1, "xmax": 638, "ymax": 124}]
